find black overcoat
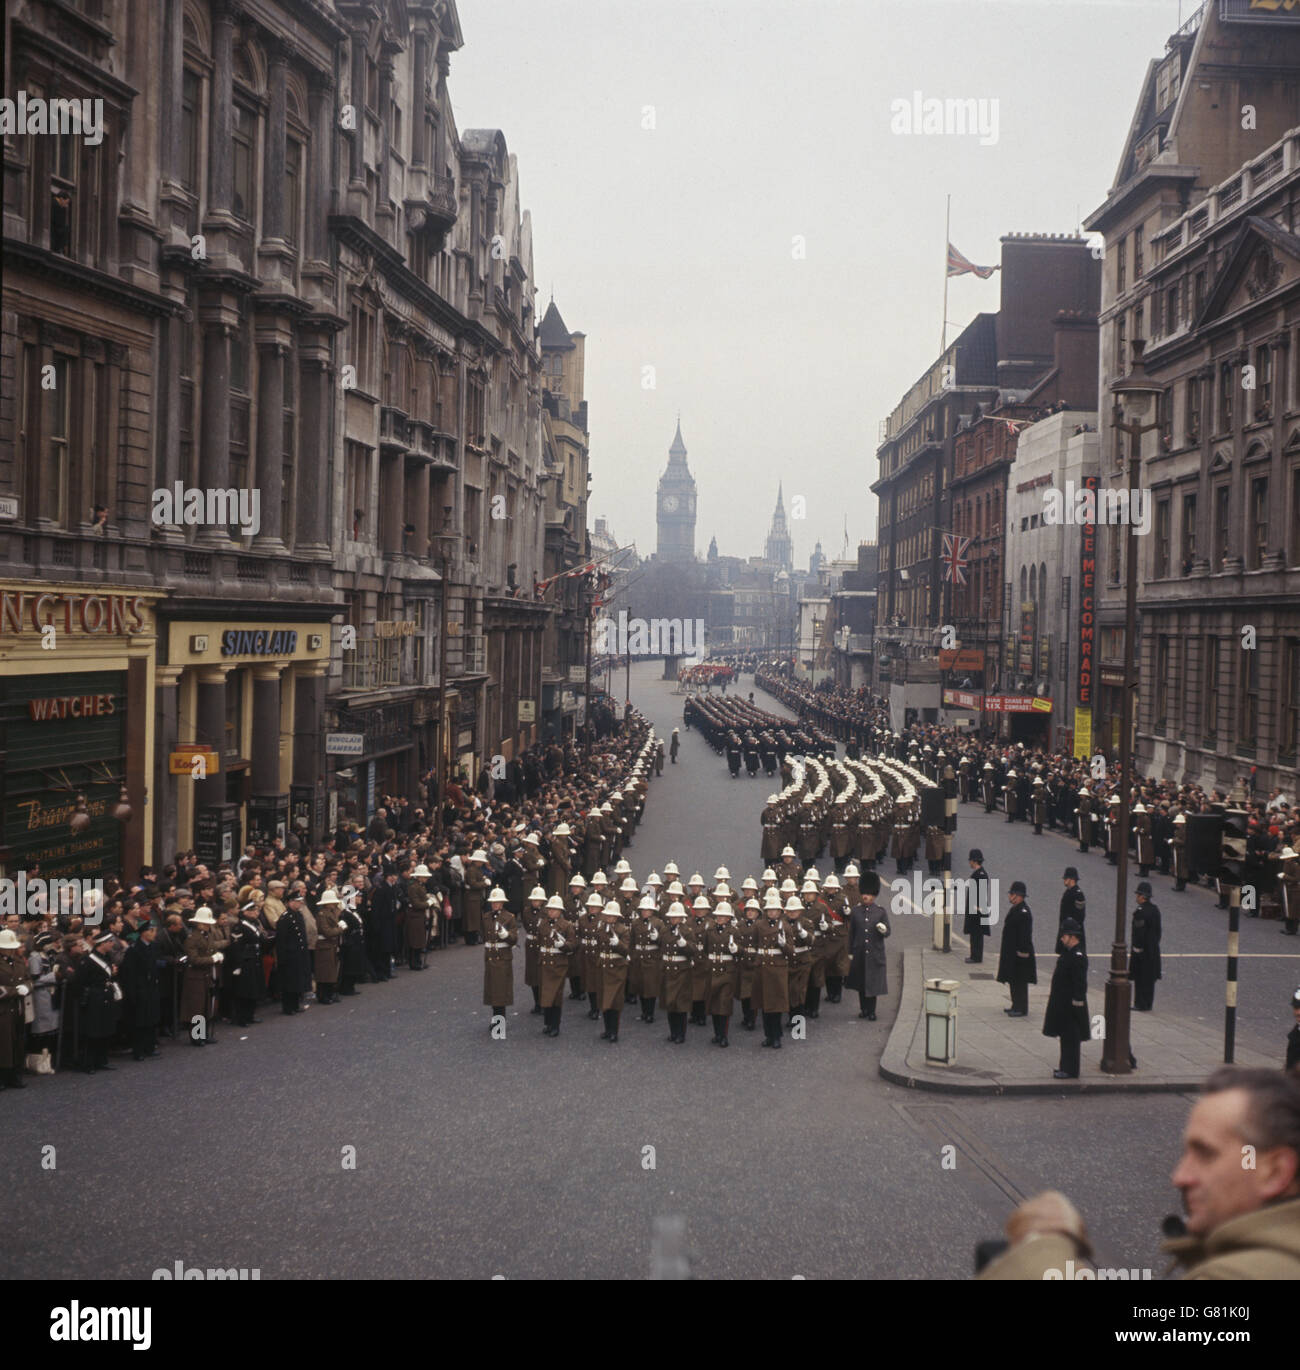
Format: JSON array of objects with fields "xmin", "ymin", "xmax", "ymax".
[
  {"xmin": 1043, "ymin": 946, "xmax": 1089, "ymax": 1038},
  {"xmin": 846, "ymin": 902, "xmax": 890, "ymax": 996},
  {"xmin": 996, "ymin": 901, "xmax": 1037, "ymax": 985}
]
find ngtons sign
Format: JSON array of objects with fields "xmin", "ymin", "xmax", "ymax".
[
  {"xmin": 1, "ymin": 590, "xmax": 147, "ymax": 637},
  {"xmin": 1077, "ymin": 474, "xmax": 1098, "ymax": 705}
]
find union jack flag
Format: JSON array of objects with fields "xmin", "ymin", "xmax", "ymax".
[
  {"xmin": 941, "ymin": 532, "xmax": 971, "ymax": 585},
  {"xmin": 947, "ymin": 242, "xmax": 998, "ymax": 279}
]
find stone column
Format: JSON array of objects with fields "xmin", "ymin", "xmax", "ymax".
[
  {"xmin": 250, "ymin": 664, "xmax": 283, "ymax": 794},
  {"xmin": 264, "ymin": 41, "xmax": 288, "ymax": 241},
  {"xmin": 255, "ymin": 337, "xmax": 285, "ymax": 551},
  {"xmin": 410, "ymin": 460, "xmax": 430, "ymax": 561},
  {"xmin": 294, "ymin": 344, "xmax": 332, "ymax": 554},
  {"xmin": 194, "ymin": 666, "xmax": 229, "ymax": 810},
  {"xmin": 306, "ymin": 70, "xmax": 333, "ymax": 262},
  {"xmin": 197, "ymin": 301, "xmax": 233, "ymax": 546},
  {"xmin": 293, "ymin": 665, "xmax": 327, "ymax": 787},
  {"xmin": 377, "ymin": 54, "xmax": 394, "ymax": 225},
  {"xmin": 154, "ymin": 666, "xmax": 184, "ymax": 868},
  {"xmin": 348, "ymin": 28, "xmax": 366, "ymax": 187},
  {"xmin": 208, "ymin": 0, "xmax": 235, "ymax": 216}
]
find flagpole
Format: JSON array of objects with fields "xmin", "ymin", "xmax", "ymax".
[{"xmin": 942, "ymin": 193, "xmax": 951, "ymax": 355}]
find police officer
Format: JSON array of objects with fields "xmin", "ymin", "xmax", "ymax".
[
  {"xmin": 1058, "ymin": 868, "xmax": 1086, "ymax": 956},
  {"xmin": 1287, "ymin": 987, "xmax": 1300, "ymax": 1071},
  {"xmin": 1130, "ymin": 882, "xmax": 1162, "ymax": 1012},
  {"xmin": 1278, "ymin": 847, "xmax": 1298, "ymax": 936},
  {"xmin": 997, "ymin": 881, "xmax": 1036, "ymax": 1017},
  {"xmin": 1044, "ymin": 918, "xmax": 1088, "ymax": 1079},
  {"xmin": 964, "ymin": 849, "xmax": 992, "ymax": 965}
]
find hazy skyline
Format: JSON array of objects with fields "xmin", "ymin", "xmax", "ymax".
[{"xmin": 450, "ymin": 0, "xmax": 1189, "ymax": 568}]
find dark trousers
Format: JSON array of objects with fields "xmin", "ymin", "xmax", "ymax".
[
  {"xmin": 317, "ymin": 982, "xmax": 337, "ymax": 1004},
  {"xmin": 640, "ymin": 995, "xmax": 657, "ymax": 1021},
  {"xmin": 1009, "ymin": 979, "xmax": 1029, "ymax": 1014},
  {"xmin": 1133, "ymin": 978, "xmax": 1156, "ymax": 1012},
  {"xmin": 587, "ymin": 991, "xmax": 599, "ymax": 1018},
  {"xmin": 805, "ymin": 984, "xmax": 821, "ymax": 1016},
  {"xmin": 131, "ymin": 1025, "xmax": 156, "ymax": 1059},
  {"xmin": 968, "ymin": 927, "xmax": 985, "ymax": 962},
  {"xmin": 667, "ymin": 1010, "xmax": 687, "ymax": 1041},
  {"xmin": 740, "ymin": 996, "xmax": 756, "ymax": 1025},
  {"xmin": 233, "ymin": 998, "xmax": 259, "ymax": 1025},
  {"xmin": 824, "ymin": 978, "xmax": 843, "ymax": 1003},
  {"xmin": 407, "ymin": 947, "xmax": 422, "ymax": 970},
  {"xmin": 543, "ymin": 1004, "xmax": 562, "ymax": 1033},
  {"xmin": 87, "ymin": 1035, "xmax": 112, "ymax": 1068},
  {"xmin": 691, "ymin": 999, "xmax": 706, "ymax": 1024},
  {"xmin": 282, "ymin": 992, "xmax": 301, "ymax": 1015},
  {"xmin": 1058, "ymin": 1027, "xmax": 1081, "ymax": 1077},
  {"xmin": 710, "ymin": 1013, "xmax": 731, "ymax": 1042},
  {"xmin": 569, "ymin": 976, "xmax": 583, "ymax": 998},
  {"xmin": 339, "ymin": 974, "xmax": 360, "ymax": 995},
  {"xmin": 601, "ymin": 1008, "xmax": 620, "ymax": 1040},
  {"xmin": 857, "ymin": 993, "xmax": 877, "ymax": 1017},
  {"xmin": 761, "ymin": 1010, "xmax": 784, "ymax": 1045}
]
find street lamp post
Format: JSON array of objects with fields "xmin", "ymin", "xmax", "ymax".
[{"xmin": 1101, "ymin": 340, "xmax": 1164, "ymax": 1076}]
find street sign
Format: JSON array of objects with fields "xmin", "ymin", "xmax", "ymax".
[
  {"xmin": 1073, "ymin": 706, "xmax": 1092, "ymax": 758},
  {"xmin": 169, "ymin": 746, "xmax": 217, "ymax": 774},
  {"xmin": 517, "ymin": 699, "xmax": 536, "ymax": 722},
  {"xmin": 325, "ymin": 732, "xmax": 365, "ymax": 756}
]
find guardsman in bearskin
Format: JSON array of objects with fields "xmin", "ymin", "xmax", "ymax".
[
  {"xmin": 538, "ymin": 895, "xmax": 576, "ymax": 1037},
  {"xmin": 482, "ymin": 887, "xmax": 517, "ymax": 1027},
  {"xmin": 629, "ymin": 894, "xmax": 665, "ymax": 1023},
  {"xmin": 1133, "ymin": 802, "xmax": 1154, "ymax": 878}
]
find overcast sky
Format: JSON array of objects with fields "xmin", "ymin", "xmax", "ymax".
[{"xmin": 450, "ymin": 0, "xmax": 1191, "ymax": 568}]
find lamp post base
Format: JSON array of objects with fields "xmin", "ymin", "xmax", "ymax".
[{"xmin": 1100, "ymin": 974, "xmax": 1133, "ymax": 1074}]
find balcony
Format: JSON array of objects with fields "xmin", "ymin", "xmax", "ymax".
[
  {"xmin": 404, "ymin": 173, "xmax": 458, "ymax": 238},
  {"xmin": 380, "ymin": 406, "xmax": 410, "ymax": 454}
]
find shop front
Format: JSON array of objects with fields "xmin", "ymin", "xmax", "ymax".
[
  {"xmin": 160, "ymin": 616, "xmax": 331, "ymax": 863},
  {"xmin": 0, "ymin": 583, "xmax": 162, "ymax": 881},
  {"xmin": 329, "ymin": 698, "xmax": 416, "ymax": 827}
]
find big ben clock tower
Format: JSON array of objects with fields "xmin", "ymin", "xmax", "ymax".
[{"xmin": 656, "ymin": 419, "xmax": 697, "ymax": 562}]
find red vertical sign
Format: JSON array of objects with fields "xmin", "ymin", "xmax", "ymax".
[{"xmin": 1077, "ymin": 475, "xmax": 1098, "ymax": 704}]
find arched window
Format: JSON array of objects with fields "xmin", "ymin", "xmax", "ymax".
[
  {"xmin": 1040, "ymin": 563, "xmax": 1047, "ymax": 606},
  {"xmin": 1029, "ymin": 564, "xmax": 1037, "ymax": 602},
  {"xmin": 1020, "ymin": 565, "xmax": 1028, "ymax": 603}
]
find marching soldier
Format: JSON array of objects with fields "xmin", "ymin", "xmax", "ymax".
[
  {"xmin": 596, "ymin": 900, "xmax": 630, "ymax": 1043},
  {"xmin": 841, "ymin": 862, "xmax": 860, "ymax": 907},
  {"xmin": 1130, "ymin": 882, "xmax": 1162, "ymax": 1012},
  {"xmin": 659, "ymin": 901, "xmax": 695, "ymax": 1043},
  {"xmin": 1171, "ymin": 811, "xmax": 1190, "ymax": 891},
  {"xmin": 549, "ymin": 822, "xmax": 573, "ymax": 896},
  {"xmin": 565, "ymin": 874, "xmax": 586, "ymax": 997},
  {"xmin": 483, "ymin": 887, "xmax": 518, "ymax": 1026},
  {"xmin": 1133, "ymin": 802, "xmax": 1154, "ymax": 878},
  {"xmin": 463, "ymin": 850, "xmax": 490, "ymax": 945},
  {"xmin": 775, "ymin": 846, "xmax": 802, "ymax": 886},
  {"xmin": 805, "ymin": 879, "xmax": 835, "ymax": 1018},
  {"xmin": 830, "ymin": 801, "xmax": 854, "ymax": 874},
  {"xmin": 703, "ymin": 901, "xmax": 741, "ymax": 1046},
  {"xmin": 689, "ymin": 894, "xmax": 712, "ymax": 1025},
  {"xmin": 822, "ymin": 877, "xmax": 851, "ymax": 1003},
  {"xmin": 737, "ymin": 896, "xmax": 762, "ymax": 1029},
  {"xmin": 521, "ymin": 885, "xmax": 549, "ymax": 1014},
  {"xmin": 1031, "ymin": 777, "xmax": 1048, "ymax": 835},
  {"xmin": 629, "ymin": 894, "xmax": 665, "ymax": 1023},
  {"xmin": 582, "ymin": 811, "xmax": 604, "ymax": 878},
  {"xmin": 538, "ymin": 895, "xmax": 576, "ymax": 1037},
  {"xmin": 580, "ymin": 889, "xmax": 605, "ymax": 1019},
  {"xmin": 785, "ymin": 894, "xmax": 814, "ymax": 1026},
  {"xmin": 798, "ymin": 795, "xmax": 822, "ymax": 863},
  {"xmin": 1043, "ymin": 918, "xmax": 1088, "ymax": 1079},
  {"xmin": 751, "ymin": 895, "xmax": 793, "ymax": 1049}
]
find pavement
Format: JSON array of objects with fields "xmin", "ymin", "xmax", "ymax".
[{"xmin": 881, "ymin": 944, "xmax": 1277, "ymax": 1094}]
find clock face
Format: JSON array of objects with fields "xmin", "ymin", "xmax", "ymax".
[{"xmin": 662, "ymin": 494, "xmax": 679, "ymax": 513}]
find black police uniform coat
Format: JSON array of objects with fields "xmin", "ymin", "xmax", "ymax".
[
  {"xmin": 846, "ymin": 902, "xmax": 891, "ymax": 997},
  {"xmin": 75, "ymin": 953, "xmax": 122, "ymax": 1039},
  {"xmin": 963, "ymin": 866, "xmax": 993, "ymax": 938},
  {"xmin": 1130, "ymin": 899, "xmax": 1162, "ymax": 992},
  {"xmin": 996, "ymin": 902, "xmax": 1037, "ymax": 987},
  {"xmin": 119, "ymin": 937, "xmax": 161, "ymax": 1028},
  {"xmin": 274, "ymin": 908, "xmax": 313, "ymax": 995},
  {"xmin": 1057, "ymin": 885, "xmax": 1087, "ymax": 954},
  {"xmin": 1043, "ymin": 946, "xmax": 1089, "ymax": 1039}
]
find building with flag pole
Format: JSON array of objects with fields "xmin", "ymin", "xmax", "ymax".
[{"xmin": 874, "ymin": 232, "xmax": 1099, "ymax": 730}]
